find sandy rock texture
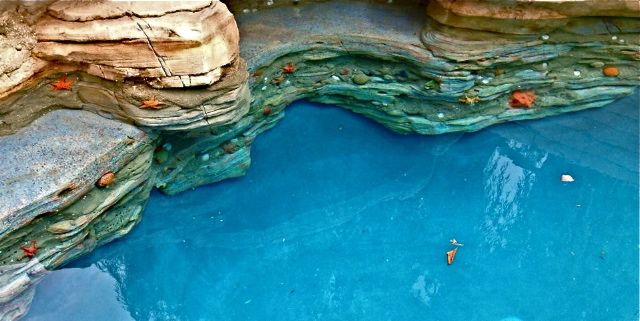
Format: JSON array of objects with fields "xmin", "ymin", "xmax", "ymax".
[
  {"xmin": 427, "ymin": 0, "xmax": 640, "ymax": 34},
  {"xmin": 0, "ymin": 1, "xmax": 239, "ymax": 96},
  {"xmin": 34, "ymin": 1, "xmax": 238, "ymax": 88}
]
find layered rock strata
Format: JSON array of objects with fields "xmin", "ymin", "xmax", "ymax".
[
  {"xmin": 0, "ymin": 1, "xmax": 638, "ymax": 320},
  {"xmin": 152, "ymin": 1, "xmax": 638, "ymax": 194},
  {"xmin": 152, "ymin": 3, "xmax": 640, "ymax": 193},
  {"xmin": 0, "ymin": 109, "xmax": 156, "ymax": 319},
  {"xmin": 0, "ymin": 0, "xmax": 239, "ymax": 96}
]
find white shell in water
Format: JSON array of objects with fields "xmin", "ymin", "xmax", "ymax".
[{"xmin": 561, "ymin": 174, "xmax": 574, "ymax": 182}]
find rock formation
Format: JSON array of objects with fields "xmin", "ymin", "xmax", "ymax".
[{"xmin": 0, "ymin": 1, "xmax": 638, "ymax": 319}]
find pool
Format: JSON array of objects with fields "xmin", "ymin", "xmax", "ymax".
[{"xmin": 25, "ymin": 94, "xmax": 638, "ymax": 320}]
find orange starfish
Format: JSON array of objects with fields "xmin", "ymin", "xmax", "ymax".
[
  {"xmin": 509, "ymin": 90, "xmax": 536, "ymax": 108},
  {"xmin": 18, "ymin": 240, "xmax": 39, "ymax": 261},
  {"xmin": 282, "ymin": 62, "xmax": 296, "ymax": 74},
  {"xmin": 140, "ymin": 96, "xmax": 165, "ymax": 109},
  {"xmin": 50, "ymin": 76, "xmax": 74, "ymax": 91}
]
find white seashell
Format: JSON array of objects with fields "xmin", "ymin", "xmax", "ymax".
[{"xmin": 561, "ymin": 174, "xmax": 574, "ymax": 182}]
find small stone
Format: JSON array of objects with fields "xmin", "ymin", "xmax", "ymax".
[
  {"xmin": 155, "ymin": 149, "xmax": 169, "ymax": 164},
  {"xmin": 162, "ymin": 143, "xmax": 172, "ymax": 151},
  {"xmin": 48, "ymin": 221, "xmax": 75, "ymax": 234},
  {"xmin": 437, "ymin": 112, "xmax": 445, "ymax": 118},
  {"xmin": 541, "ymin": 34, "xmax": 549, "ymax": 40},
  {"xmin": 352, "ymin": 73, "xmax": 370, "ymax": 85},
  {"xmin": 573, "ymin": 70, "xmax": 581, "ymax": 76},
  {"xmin": 611, "ymin": 35, "xmax": 618, "ymax": 40},
  {"xmin": 590, "ymin": 61, "xmax": 605, "ymax": 68},
  {"xmin": 202, "ymin": 153, "xmax": 210, "ymax": 161}
]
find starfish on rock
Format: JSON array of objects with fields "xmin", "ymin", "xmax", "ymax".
[
  {"xmin": 140, "ymin": 96, "xmax": 165, "ymax": 109},
  {"xmin": 459, "ymin": 94, "xmax": 480, "ymax": 104},
  {"xmin": 50, "ymin": 76, "xmax": 74, "ymax": 91},
  {"xmin": 282, "ymin": 62, "xmax": 296, "ymax": 74},
  {"xmin": 18, "ymin": 240, "xmax": 39, "ymax": 261}
]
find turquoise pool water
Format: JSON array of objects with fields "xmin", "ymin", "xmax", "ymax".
[{"xmin": 26, "ymin": 94, "xmax": 638, "ymax": 321}]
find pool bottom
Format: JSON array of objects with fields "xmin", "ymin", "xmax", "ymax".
[{"xmin": 25, "ymin": 96, "xmax": 639, "ymax": 321}]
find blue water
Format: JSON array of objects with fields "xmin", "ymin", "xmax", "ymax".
[{"xmin": 26, "ymin": 95, "xmax": 638, "ymax": 321}]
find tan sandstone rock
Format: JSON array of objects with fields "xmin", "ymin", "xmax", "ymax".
[
  {"xmin": 33, "ymin": 1, "xmax": 239, "ymax": 88},
  {"xmin": 0, "ymin": 9, "xmax": 44, "ymax": 96},
  {"xmin": 427, "ymin": 0, "xmax": 640, "ymax": 34}
]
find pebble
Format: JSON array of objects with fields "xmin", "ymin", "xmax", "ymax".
[
  {"xmin": 541, "ymin": 34, "xmax": 549, "ymax": 40},
  {"xmin": 162, "ymin": 143, "xmax": 172, "ymax": 151},
  {"xmin": 155, "ymin": 149, "xmax": 169, "ymax": 164},
  {"xmin": 573, "ymin": 70, "xmax": 581, "ymax": 76},
  {"xmin": 437, "ymin": 112, "xmax": 445, "ymax": 118},
  {"xmin": 202, "ymin": 153, "xmax": 210, "ymax": 161},
  {"xmin": 352, "ymin": 73, "xmax": 370, "ymax": 85}
]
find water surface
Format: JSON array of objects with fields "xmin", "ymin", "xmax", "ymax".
[{"xmin": 26, "ymin": 94, "xmax": 639, "ymax": 321}]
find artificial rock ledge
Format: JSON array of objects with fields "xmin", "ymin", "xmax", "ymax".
[{"xmin": 0, "ymin": 1, "xmax": 639, "ymax": 320}]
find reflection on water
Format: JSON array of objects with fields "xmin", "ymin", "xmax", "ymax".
[
  {"xmin": 24, "ymin": 264, "xmax": 133, "ymax": 321},
  {"xmin": 480, "ymin": 145, "xmax": 538, "ymax": 253},
  {"xmin": 25, "ymin": 93, "xmax": 638, "ymax": 321}
]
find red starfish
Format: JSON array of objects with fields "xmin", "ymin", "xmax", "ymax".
[
  {"xmin": 140, "ymin": 96, "xmax": 165, "ymax": 109},
  {"xmin": 282, "ymin": 62, "xmax": 296, "ymax": 74},
  {"xmin": 50, "ymin": 76, "xmax": 74, "ymax": 91},
  {"xmin": 18, "ymin": 240, "xmax": 39, "ymax": 261}
]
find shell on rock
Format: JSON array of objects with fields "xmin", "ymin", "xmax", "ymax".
[
  {"xmin": 602, "ymin": 66, "xmax": 619, "ymax": 77},
  {"xmin": 96, "ymin": 171, "xmax": 115, "ymax": 187}
]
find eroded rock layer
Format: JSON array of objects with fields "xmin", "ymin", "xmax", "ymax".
[
  {"xmin": 0, "ymin": 109, "xmax": 156, "ymax": 319},
  {"xmin": 0, "ymin": 1, "xmax": 638, "ymax": 320},
  {"xmin": 149, "ymin": 0, "xmax": 638, "ymax": 195}
]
